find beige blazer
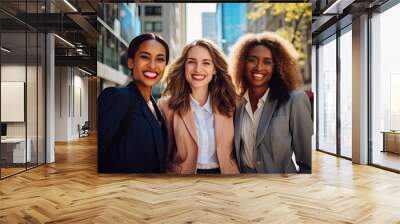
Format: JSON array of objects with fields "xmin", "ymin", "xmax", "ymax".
[{"xmin": 159, "ymin": 96, "xmax": 239, "ymax": 174}]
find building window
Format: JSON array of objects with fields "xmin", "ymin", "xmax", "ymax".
[
  {"xmin": 339, "ymin": 27, "xmax": 352, "ymax": 159},
  {"xmin": 144, "ymin": 21, "xmax": 162, "ymax": 32},
  {"xmin": 370, "ymin": 3, "xmax": 400, "ymax": 171},
  {"xmin": 145, "ymin": 6, "xmax": 162, "ymax": 16},
  {"xmin": 317, "ymin": 35, "xmax": 337, "ymax": 155}
]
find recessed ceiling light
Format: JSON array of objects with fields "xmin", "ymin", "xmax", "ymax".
[
  {"xmin": 322, "ymin": 0, "xmax": 354, "ymax": 15},
  {"xmin": 78, "ymin": 67, "xmax": 93, "ymax": 76},
  {"xmin": 54, "ymin": 34, "xmax": 75, "ymax": 48},
  {"xmin": 63, "ymin": 0, "xmax": 78, "ymax": 12},
  {"xmin": 1, "ymin": 47, "xmax": 11, "ymax": 53}
]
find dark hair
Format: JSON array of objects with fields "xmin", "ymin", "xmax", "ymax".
[
  {"xmin": 230, "ymin": 32, "xmax": 301, "ymax": 103},
  {"xmin": 244, "ymin": 41, "xmax": 290, "ymax": 103},
  {"xmin": 127, "ymin": 33, "xmax": 170, "ymax": 64}
]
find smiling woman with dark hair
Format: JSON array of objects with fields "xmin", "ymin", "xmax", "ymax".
[
  {"xmin": 230, "ymin": 31, "xmax": 313, "ymax": 174},
  {"xmin": 98, "ymin": 33, "xmax": 169, "ymax": 173}
]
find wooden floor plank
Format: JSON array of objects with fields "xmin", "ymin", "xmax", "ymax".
[{"xmin": 1, "ymin": 135, "xmax": 400, "ymax": 223}]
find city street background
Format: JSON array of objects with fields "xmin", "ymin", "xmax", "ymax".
[{"xmin": 97, "ymin": 3, "xmax": 312, "ymax": 97}]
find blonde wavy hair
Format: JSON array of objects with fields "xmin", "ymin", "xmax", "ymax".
[
  {"xmin": 163, "ymin": 39, "xmax": 237, "ymax": 117},
  {"xmin": 229, "ymin": 31, "xmax": 301, "ymax": 102}
]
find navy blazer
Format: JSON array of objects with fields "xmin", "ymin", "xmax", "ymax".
[{"xmin": 97, "ymin": 82, "xmax": 168, "ymax": 173}]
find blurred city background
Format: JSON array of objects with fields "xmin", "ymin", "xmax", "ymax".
[{"xmin": 97, "ymin": 3, "xmax": 312, "ymax": 98}]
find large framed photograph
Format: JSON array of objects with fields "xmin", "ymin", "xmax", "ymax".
[{"xmin": 97, "ymin": 3, "xmax": 312, "ymax": 174}]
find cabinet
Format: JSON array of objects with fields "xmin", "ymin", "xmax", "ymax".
[
  {"xmin": 382, "ymin": 131, "xmax": 400, "ymax": 154},
  {"xmin": 1, "ymin": 138, "xmax": 31, "ymax": 164}
]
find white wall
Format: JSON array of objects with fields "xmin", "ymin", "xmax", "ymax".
[
  {"xmin": 54, "ymin": 67, "xmax": 89, "ymax": 141},
  {"xmin": 1, "ymin": 65, "xmax": 26, "ymax": 142},
  {"xmin": 1, "ymin": 65, "xmax": 40, "ymax": 138},
  {"xmin": 55, "ymin": 66, "xmax": 69, "ymax": 141},
  {"xmin": 72, "ymin": 73, "xmax": 89, "ymax": 138},
  {"xmin": 1, "ymin": 63, "xmax": 45, "ymax": 164}
]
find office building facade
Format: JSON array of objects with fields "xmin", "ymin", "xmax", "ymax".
[
  {"xmin": 97, "ymin": 3, "xmax": 141, "ymax": 88},
  {"xmin": 137, "ymin": 3, "xmax": 186, "ymax": 61},
  {"xmin": 216, "ymin": 3, "xmax": 246, "ymax": 54},
  {"xmin": 202, "ymin": 12, "xmax": 218, "ymax": 45}
]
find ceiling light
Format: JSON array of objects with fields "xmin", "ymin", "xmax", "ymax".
[
  {"xmin": 1, "ymin": 47, "xmax": 11, "ymax": 53},
  {"xmin": 78, "ymin": 67, "xmax": 93, "ymax": 76},
  {"xmin": 63, "ymin": 0, "xmax": 78, "ymax": 12},
  {"xmin": 322, "ymin": 0, "xmax": 355, "ymax": 15},
  {"xmin": 323, "ymin": 0, "xmax": 341, "ymax": 14},
  {"xmin": 54, "ymin": 34, "xmax": 75, "ymax": 48}
]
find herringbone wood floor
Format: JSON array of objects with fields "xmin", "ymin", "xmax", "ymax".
[{"xmin": 1, "ymin": 135, "xmax": 400, "ymax": 223}]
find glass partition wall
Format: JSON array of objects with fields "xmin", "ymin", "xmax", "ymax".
[
  {"xmin": 317, "ymin": 35, "xmax": 337, "ymax": 155},
  {"xmin": 370, "ymin": 2, "xmax": 400, "ymax": 171},
  {"xmin": 0, "ymin": 30, "xmax": 27, "ymax": 177},
  {"xmin": 316, "ymin": 25, "xmax": 353, "ymax": 159},
  {"xmin": 315, "ymin": 0, "xmax": 400, "ymax": 172},
  {"xmin": 339, "ymin": 27, "xmax": 352, "ymax": 159},
  {"xmin": 0, "ymin": 1, "xmax": 46, "ymax": 179}
]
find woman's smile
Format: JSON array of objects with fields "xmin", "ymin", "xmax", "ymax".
[
  {"xmin": 251, "ymin": 72, "xmax": 267, "ymax": 80},
  {"xmin": 143, "ymin": 71, "xmax": 159, "ymax": 79},
  {"xmin": 191, "ymin": 73, "xmax": 207, "ymax": 81}
]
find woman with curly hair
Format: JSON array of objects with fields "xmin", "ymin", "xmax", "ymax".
[
  {"xmin": 230, "ymin": 32, "xmax": 312, "ymax": 174},
  {"xmin": 159, "ymin": 39, "xmax": 239, "ymax": 174}
]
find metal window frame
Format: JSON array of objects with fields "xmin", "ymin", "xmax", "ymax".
[
  {"xmin": 315, "ymin": 0, "xmax": 400, "ymax": 173},
  {"xmin": 368, "ymin": 0, "xmax": 400, "ymax": 172},
  {"xmin": 315, "ymin": 21, "xmax": 354, "ymax": 162},
  {"xmin": 144, "ymin": 6, "xmax": 162, "ymax": 16},
  {"xmin": 316, "ymin": 32, "xmax": 340, "ymax": 157}
]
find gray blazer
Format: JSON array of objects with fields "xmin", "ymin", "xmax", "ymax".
[{"xmin": 234, "ymin": 90, "xmax": 313, "ymax": 174}]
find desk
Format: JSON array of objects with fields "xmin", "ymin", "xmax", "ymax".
[
  {"xmin": 1, "ymin": 138, "xmax": 31, "ymax": 163},
  {"xmin": 381, "ymin": 131, "xmax": 400, "ymax": 154}
]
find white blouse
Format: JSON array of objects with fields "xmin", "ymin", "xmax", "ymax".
[
  {"xmin": 190, "ymin": 95, "xmax": 219, "ymax": 169},
  {"xmin": 240, "ymin": 89, "xmax": 269, "ymax": 169}
]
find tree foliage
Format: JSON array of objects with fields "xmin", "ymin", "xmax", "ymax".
[{"xmin": 247, "ymin": 3, "xmax": 311, "ymax": 66}]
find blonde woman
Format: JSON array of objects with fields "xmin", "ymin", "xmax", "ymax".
[
  {"xmin": 230, "ymin": 32, "xmax": 313, "ymax": 174},
  {"xmin": 159, "ymin": 39, "xmax": 239, "ymax": 174}
]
